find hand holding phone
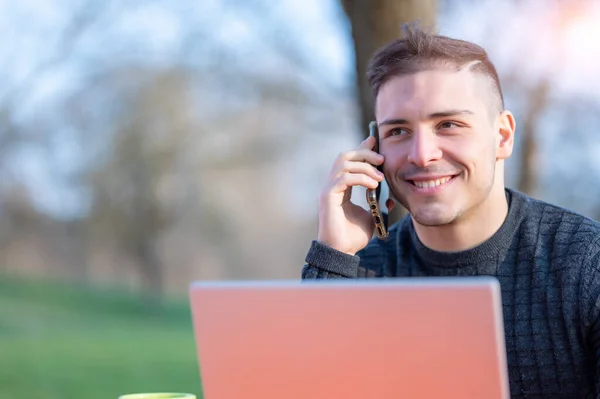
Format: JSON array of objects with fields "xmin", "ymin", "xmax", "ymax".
[
  {"xmin": 365, "ymin": 121, "xmax": 389, "ymax": 240},
  {"xmin": 316, "ymin": 123, "xmax": 386, "ymax": 255}
]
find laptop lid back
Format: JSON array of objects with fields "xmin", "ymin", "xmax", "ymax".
[{"xmin": 190, "ymin": 277, "xmax": 509, "ymax": 399}]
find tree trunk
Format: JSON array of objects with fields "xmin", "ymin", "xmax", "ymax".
[
  {"xmin": 137, "ymin": 239, "xmax": 164, "ymax": 311},
  {"xmin": 517, "ymin": 80, "xmax": 550, "ymax": 196},
  {"xmin": 341, "ymin": 0, "xmax": 437, "ymax": 223}
]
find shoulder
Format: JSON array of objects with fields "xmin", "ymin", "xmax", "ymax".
[
  {"xmin": 511, "ymin": 189, "xmax": 600, "ymax": 257},
  {"xmin": 507, "ymin": 191, "xmax": 600, "ymax": 328}
]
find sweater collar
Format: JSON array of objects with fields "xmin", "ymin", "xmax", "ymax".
[{"xmin": 403, "ymin": 188, "xmax": 526, "ymax": 268}]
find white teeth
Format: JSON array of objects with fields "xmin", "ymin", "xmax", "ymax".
[{"xmin": 413, "ymin": 177, "xmax": 451, "ymax": 188}]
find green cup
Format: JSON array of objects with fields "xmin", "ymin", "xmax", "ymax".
[{"xmin": 118, "ymin": 393, "xmax": 195, "ymax": 399}]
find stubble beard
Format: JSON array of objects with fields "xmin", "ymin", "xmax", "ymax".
[
  {"xmin": 394, "ymin": 185, "xmax": 463, "ymax": 227},
  {"xmin": 388, "ymin": 162, "xmax": 497, "ymax": 228}
]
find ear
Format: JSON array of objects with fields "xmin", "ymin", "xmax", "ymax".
[{"xmin": 496, "ymin": 110, "xmax": 515, "ymax": 160}]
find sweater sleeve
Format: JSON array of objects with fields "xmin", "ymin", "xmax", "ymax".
[
  {"xmin": 301, "ymin": 240, "xmax": 381, "ymax": 279},
  {"xmin": 301, "ymin": 240, "xmax": 359, "ymax": 278},
  {"xmin": 301, "ymin": 236, "xmax": 393, "ymax": 279}
]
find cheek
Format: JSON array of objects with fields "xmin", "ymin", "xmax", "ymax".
[
  {"xmin": 380, "ymin": 146, "xmax": 405, "ymax": 175},
  {"xmin": 448, "ymin": 137, "xmax": 495, "ymax": 175}
]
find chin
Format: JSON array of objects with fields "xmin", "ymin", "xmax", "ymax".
[{"xmin": 409, "ymin": 206, "xmax": 458, "ymax": 227}]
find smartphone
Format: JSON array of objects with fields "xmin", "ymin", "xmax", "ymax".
[{"xmin": 366, "ymin": 121, "xmax": 389, "ymax": 240}]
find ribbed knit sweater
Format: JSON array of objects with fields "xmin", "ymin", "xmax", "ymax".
[{"xmin": 302, "ymin": 189, "xmax": 600, "ymax": 398}]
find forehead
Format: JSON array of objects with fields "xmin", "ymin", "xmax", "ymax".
[{"xmin": 375, "ymin": 69, "xmax": 487, "ymax": 120}]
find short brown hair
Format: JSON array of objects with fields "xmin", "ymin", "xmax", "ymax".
[{"xmin": 367, "ymin": 24, "xmax": 504, "ymax": 112}]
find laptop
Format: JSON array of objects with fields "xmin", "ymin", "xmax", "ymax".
[{"xmin": 189, "ymin": 277, "xmax": 510, "ymax": 399}]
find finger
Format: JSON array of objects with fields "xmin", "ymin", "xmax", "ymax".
[
  {"xmin": 329, "ymin": 172, "xmax": 379, "ymax": 195},
  {"xmin": 334, "ymin": 161, "xmax": 384, "ymax": 181},
  {"xmin": 358, "ymin": 135, "xmax": 376, "ymax": 150},
  {"xmin": 339, "ymin": 148, "xmax": 384, "ymax": 166}
]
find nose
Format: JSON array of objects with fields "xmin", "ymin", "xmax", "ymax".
[{"xmin": 406, "ymin": 130, "xmax": 443, "ymax": 167}]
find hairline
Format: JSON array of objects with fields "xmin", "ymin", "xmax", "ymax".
[{"xmin": 375, "ymin": 61, "xmax": 504, "ymax": 120}]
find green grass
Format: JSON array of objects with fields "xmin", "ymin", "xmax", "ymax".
[{"xmin": 0, "ymin": 274, "xmax": 203, "ymax": 399}]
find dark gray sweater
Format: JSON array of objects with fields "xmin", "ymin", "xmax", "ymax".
[{"xmin": 302, "ymin": 189, "xmax": 600, "ymax": 398}]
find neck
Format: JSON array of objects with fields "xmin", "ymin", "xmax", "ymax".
[{"xmin": 412, "ymin": 183, "xmax": 509, "ymax": 252}]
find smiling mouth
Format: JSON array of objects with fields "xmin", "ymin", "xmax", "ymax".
[{"xmin": 408, "ymin": 176, "xmax": 455, "ymax": 188}]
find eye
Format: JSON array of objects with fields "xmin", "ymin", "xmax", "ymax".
[
  {"xmin": 386, "ymin": 127, "xmax": 410, "ymax": 137},
  {"xmin": 439, "ymin": 121, "xmax": 459, "ymax": 129}
]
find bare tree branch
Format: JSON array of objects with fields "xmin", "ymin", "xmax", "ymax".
[{"xmin": 0, "ymin": 0, "xmax": 112, "ymax": 108}]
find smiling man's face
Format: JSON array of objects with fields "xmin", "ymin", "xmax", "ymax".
[{"xmin": 375, "ymin": 68, "xmax": 512, "ymax": 227}]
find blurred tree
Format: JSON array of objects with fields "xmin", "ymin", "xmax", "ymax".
[
  {"xmin": 341, "ymin": 0, "xmax": 437, "ymax": 222},
  {"xmin": 0, "ymin": 0, "xmax": 110, "ymax": 272},
  {"xmin": 82, "ymin": 68, "xmax": 193, "ymax": 307},
  {"xmin": 0, "ymin": 0, "xmax": 108, "ymax": 163},
  {"xmin": 516, "ymin": 79, "xmax": 550, "ymax": 196}
]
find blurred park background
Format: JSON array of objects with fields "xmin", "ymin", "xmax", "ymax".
[{"xmin": 2, "ymin": 0, "xmax": 600, "ymax": 398}]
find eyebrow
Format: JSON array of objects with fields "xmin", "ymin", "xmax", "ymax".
[{"xmin": 378, "ymin": 109, "xmax": 475, "ymax": 127}]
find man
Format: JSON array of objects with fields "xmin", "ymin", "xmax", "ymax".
[{"xmin": 301, "ymin": 26, "xmax": 600, "ymax": 398}]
